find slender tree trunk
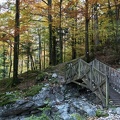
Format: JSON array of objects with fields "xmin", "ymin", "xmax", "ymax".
[
  {"xmin": 26, "ymin": 50, "xmax": 29, "ymax": 78},
  {"xmin": 90, "ymin": 5, "xmax": 94, "ymax": 57},
  {"xmin": 9, "ymin": 43, "xmax": 12, "ymax": 78},
  {"xmin": 107, "ymin": 0, "xmax": 115, "ymax": 45},
  {"xmin": 13, "ymin": 0, "xmax": 20, "ymax": 85},
  {"xmin": 30, "ymin": 53, "xmax": 35, "ymax": 70},
  {"xmin": 72, "ymin": 1, "xmax": 77, "ymax": 59},
  {"xmin": 72, "ymin": 24, "xmax": 76, "ymax": 59},
  {"xmin": 44, "ymin": 38, "xmax": 46, "ymax": 69},
  {"xmin": 48, "ymin": 0, "xmax": 53, "ymax": 65},
  {"xmin": 72, "ymin": 38, "xmax": 76, "ymax": 59},
  {"xmin": 59, "ymin": 0, "xmax": 63, "ymax": 63},
  {"xmin": 94, "ymin": 2, "xmax": 99, "ymax": 46},
  {"xmin": 63, "ymin": 38, "xmax": 66, "ymax": 62},
  {"xmin": 114, "ymin": 0, "xmax": 119, "ymax": 52},
  {"xmin": 85, "ymin": 0, "xmax": 89, "ymax": 62},
  {"xmin": 52, "ymin": 28, "xmax": 57, "ymax": 65},
  {"xmin": 20, "ymin": 55, "xmax": 23, "ymax": 74},
  {"xmin": 38, "ymin": 30, "xmax": 41, "ymax": 70},
  {"xmin": 2, "ymin": 41, "xmax": 6, "ymax": 79}
]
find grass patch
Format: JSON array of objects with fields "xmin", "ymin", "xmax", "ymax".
[
  {"xmin": 25, "ymin": 105, "xmax": 51, "ymax": 120},
  {"xmin": 24, "ymin": 84, "xmax": 43, "ymax": 97},
  {"xmin": 71, "ymin": 113, "xmax": 86, "ymax": 120},
  {"xmin": 96, "ymin": 109, "xmax": 109, "ymax": 117},
  {"xmin": 36, "ymin": 71, "xmax": 47, "ymax": 83},
  {"xmin": 0, "ymin": 84, "xmax": 43, "ymax": 106},
  {"xmin": 0, "ymin": 91, "xmax": 22, "ymax": 106}
]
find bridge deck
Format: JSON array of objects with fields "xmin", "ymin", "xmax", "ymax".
[{"xmin": 109, "ymin": 86, "xmax": 120, "ymax": 106}]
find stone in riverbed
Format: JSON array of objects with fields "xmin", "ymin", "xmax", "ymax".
[{"xmin": 52, "ymin": 73, "xmax": 58, "ymax": 78}]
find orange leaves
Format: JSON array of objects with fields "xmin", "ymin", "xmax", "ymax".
[{"xmin": 21, "ymin": 0, "xmax": 35, "ymax": 4}]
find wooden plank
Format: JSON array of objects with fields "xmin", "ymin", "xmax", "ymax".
[
  {"xmin": 72, "ymin": 81, "xmax": 88, "ymax": 88},
  {"xmin": 106, "ymin": 77, "xmax": 109, "ymax": 107},
  {"xmin": 92, "ymin": 80, "xmax": 106, "ymax": 92}
]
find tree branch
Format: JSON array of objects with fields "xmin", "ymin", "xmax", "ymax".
[{"xmin": 42, "ymin": 0, "xmax": 48, "ymax": 5}]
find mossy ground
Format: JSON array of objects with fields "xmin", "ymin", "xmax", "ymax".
[
  {"xmin": 0, "ymin": 70, "xmax": 50, "ymax": 106},
  {"xmin": 0, "ymin": 63, "xmax": 66, "ymax": 107}
]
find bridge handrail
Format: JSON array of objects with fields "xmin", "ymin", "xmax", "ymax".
[
  {"xmin": 91, "ymin": 66, "xmax": 109, "ymax": 107},
  {"xmin": 65, "ymin": 59, "xmax": 79, "ymax": 82},
  {"xmin": 92, "ymin": 59, "xmax": 120, "ymax": 93}
]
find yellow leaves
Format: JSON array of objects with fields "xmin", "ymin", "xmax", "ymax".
[{"xmin": 88, "ymin": 0, "xmax": 98, "ymax": 4}]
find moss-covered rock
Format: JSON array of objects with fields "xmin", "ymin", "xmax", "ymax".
[{"xmin": 96, "ymin": 109, "xmax": 109, "ymax": 117}]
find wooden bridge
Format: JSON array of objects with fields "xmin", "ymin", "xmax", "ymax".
[{"xmin": 65, "ymin": 58, "xmax": 120, "ymax": 107}]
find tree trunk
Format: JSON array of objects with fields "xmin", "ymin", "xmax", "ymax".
[
  {"xmin": 20, "ymin": 55, "xmax": 23, "ymax": 74},
  {"xmin": 27, "ymin": 45, "xmax": 30, "ymax": 71},
  {"xmin": 9, "ymin": 43, "xmax": 12, "ymax": 78},
  {"xmin": 106, "ymin": 0, "xmax": 116, "ymax": 48},
  {"xmin": 94, "ymin": 2, "xmax": 99, "ymax": 46},
  {"xmin": 85, "ymin": 0, "xmax": 89, "ymax": 62},
  {"xmin": 48, "ymin": 0, "xmax": 53, "ymax": 65},
  {"xmin": 44, "ymin": 38, "xmax": 46, "ymax": 69},
  {"xmin": 29, "ymin": 53, "xmax": 35, "ymax": 70},
  {"xmin": 52, "ymin": 28, "xmax": 57, "ymax": 65},
  {"xmin": 38, "ymin": 30, "xmax": 41, "ymax": 70},
  {"xmin": 72, "ymin": 2, "xmax": 77, "ymax": 59},
  {"xmin": 59, "ymin": 0, "xmax": 63, "ymax": 63},
  {"xmin": 114, "ymin": 0, "xmax": 119, "ymax": 52},
  {"xmin": 3, "ymin": 42, "xmax": 6, "ymax": 79},
  {"xmin": 13, "ymin": 0, "xmax": 20, "ymax": 85},
  {"xmin": 72, "ymin": 38, "xmax": 76, "ymax": 59}
]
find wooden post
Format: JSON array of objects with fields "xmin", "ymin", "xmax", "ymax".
[
  {"xmin": 78, "ymin": 59, "xmax": 81, "ymax": 79},
  {"xmin": 106, "ymin": 76, "xmax": 109, "ymax": 108},
  {"xmin": 65, "ymin": 64, "xmax": 68, "ymax": 81},
  {"xmin": 90, "ymin": 64, "xmax": 92, "ymax": 90}
]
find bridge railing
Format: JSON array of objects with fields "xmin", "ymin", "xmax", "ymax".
[
  {"xmin": 77, "ymin": 59, "xmax": 91, "ymax": 80},
  {"xmin": 91, "ymin": 67, "xmax": 109, "ymax": 107},
  {"xmin": 92, "ymin": 59, "xmax": 120, "ymax": 94},
  {"xmin": 65, "ymin": 59, "xmax": 79, "ymax": 83},
  {"xmin": 65, "ymin": 59, "xmax": 91, "ymax": 83}
]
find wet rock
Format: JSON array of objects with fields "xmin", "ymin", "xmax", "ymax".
[
  {"xmin": 32, "ymin": 87, "xmax": 50, "ymax": 107},
  {"xmin": 115, "ymin": 107, "xmax": 120, "ymax": 115},
  {"xmin": 0, "ymin": 83, "xmax": 102, "ymax": 120},
  {"xmin": 55, "ymin": 93, "xmax": 64, "ymax": 103},
  {"xmin": 0, "ymin": 100, "xmax": 34, "ymax": 117},
  {"xmin": 52, "ymin": 73, "xmax": 58, "ymax": 78},
  {"xmin": 55, "ymin": 103, "xmax": 71, "ymax": 120}
]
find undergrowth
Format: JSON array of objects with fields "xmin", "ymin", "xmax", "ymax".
[
  {"xmin": 0, "ymin": 83, "xmax": 43, "ymax": 106},
  {"xmin": 23, "ymin": 84, "xmax": 43, "ymax": 97},
  {"xmin": 25, "ymin": 105, "xmax": 51, "ymax": 120}
]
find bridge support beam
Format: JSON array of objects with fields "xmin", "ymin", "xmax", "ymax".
[{"xmin": 106, "ymin": 76, "xmax": 109, "ymax": 108}]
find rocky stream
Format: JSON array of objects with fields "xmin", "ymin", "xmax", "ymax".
[{"xmin": 0, "ymin": 73, "xmax": 120, "ymax": 120}]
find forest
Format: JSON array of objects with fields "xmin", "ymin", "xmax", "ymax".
[{"xmin": 0, "ymin": 0, "xmax": 120, "ymax": 85}]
